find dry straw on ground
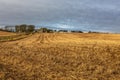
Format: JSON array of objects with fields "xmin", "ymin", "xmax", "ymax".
[{"xmin": 0, "ymin": 33, "xmax": 120, "ymax": 80}]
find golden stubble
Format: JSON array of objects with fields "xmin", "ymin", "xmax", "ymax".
[{"xmin": 0, "ymin": 33, "xmax": 120, "ymax": 80}]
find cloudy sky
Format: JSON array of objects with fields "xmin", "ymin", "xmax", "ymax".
[{"xmin": 0, "ymin": 0, "xmax": 120, "ymax": 32}]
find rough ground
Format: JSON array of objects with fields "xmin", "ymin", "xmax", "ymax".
[{"xmin": 0, "ymin": 33, "xmax": 120, "ymax": 80}]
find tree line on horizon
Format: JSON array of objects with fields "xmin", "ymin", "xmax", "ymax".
[
  {"xmin": 15, "ymin": 24, "xmax": 35, "ymax": 33},
  {"xmin": 0, "ymin": 24, "xmax": 109, "ymax": 34}
]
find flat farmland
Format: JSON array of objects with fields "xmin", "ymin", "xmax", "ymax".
[
  {"xmin": 0, "ymin": 33, "xmax": 120, "ymax": 80},
  {"xmin": 0, "ymin": 31, "xmax": 16, "ymax": 36}
]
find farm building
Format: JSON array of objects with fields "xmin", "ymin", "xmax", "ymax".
[
  {"xmin": 58, "ymin": 30, "xmax": 68, "ymax": 33},
  {"xmin": 38, "ymin": 28, "xmax": 54, "ymax": 33}
]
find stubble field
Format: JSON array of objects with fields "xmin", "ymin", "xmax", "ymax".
[
  {"xmin": 0, "ymin": 33, "xmax": 120, "ymax": 80},
  {"xmin": 0, "ymin": 31, "xmax": 16, "ymax": 36}
]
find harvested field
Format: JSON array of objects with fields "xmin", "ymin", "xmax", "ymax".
[
  {"xmin": 0, "ymin": 33, "xmax": 120, "ymax": 80},
  {"xmin": 0, "ymin": 31, "xmax": 16, "ymax": 36}
]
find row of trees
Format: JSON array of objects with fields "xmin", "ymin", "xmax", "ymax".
[
  {"xmin": 3, "ymin": 24, "xmax": 107, "ymax": 34},
  {"xmin": 15, "ymin": 24, "xmax": 35, "ymax": 33}
]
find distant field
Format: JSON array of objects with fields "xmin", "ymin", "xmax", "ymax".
[
  {"xmin": 0, "ymin": 33, "xmax": 120, "ymax": 80},
  {"xmin": 0, "ymin": 31, "xmax": 29, "ymax": 42},
  {"xmin": 0, "ymin": 31, "xmax": 16, "ymax": 36}
]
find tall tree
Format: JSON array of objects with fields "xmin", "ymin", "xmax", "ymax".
[
  {"xmin": 27, "ymin": 25, "xmax": 35, "ymax": 33},
  {"xmin": 20, "ymin": 24, "xmax": 27, "ymax": 32},
  {"xmin": 15, "ymin": 25, "xmax": 20, "ymax": 32}
]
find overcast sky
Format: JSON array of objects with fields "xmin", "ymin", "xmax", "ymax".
[{"xmin": 0, "ymin": 0, "xmax": 120, "ymax": 32}]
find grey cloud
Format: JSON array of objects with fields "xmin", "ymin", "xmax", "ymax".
[{"xmin": 0, "ymin": 0, "xmax": 120, "ymax": 32}]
